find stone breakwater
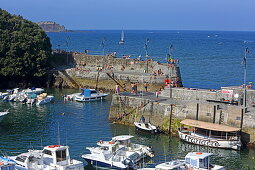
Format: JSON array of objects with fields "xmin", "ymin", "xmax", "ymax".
[
  {"xmin": 109, "ymin": 86, "xmax": 255, "ymax": 146},
  {"xmin": 49, "ymin": 53, "xmax": 182, "ymax": 91}
]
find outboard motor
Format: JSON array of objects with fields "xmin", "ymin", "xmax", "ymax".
[{"xmin": 123, "ymin": 158, "xmax": 135, "ymax": 168}]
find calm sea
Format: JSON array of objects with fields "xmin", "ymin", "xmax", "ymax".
[{"xmin": 1, "ymin": 31, "xmax": 255, "ymax": 169}]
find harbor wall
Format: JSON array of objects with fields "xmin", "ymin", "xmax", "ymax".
[
  {"xmin": 49, "ymin": 53, "xmax": 183, "ymax": 90},
  {"xmin": 109, "ymin": 93, "xmax": 255, "ymax": 145}
]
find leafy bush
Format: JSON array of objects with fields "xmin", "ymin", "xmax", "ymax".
[{"xmin": 0, "ymin": 8, "xmax": 52, "ymax": 80}]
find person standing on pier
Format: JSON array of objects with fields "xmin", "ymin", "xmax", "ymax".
[
  {"xmin": 144, "ymin": 83, "xmax": 148, "ymax": 92},
  {"xmin": 115, "ymin": 84, "xmax": 120, "ymax": 94}
]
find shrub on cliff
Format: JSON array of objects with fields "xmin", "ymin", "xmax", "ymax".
[{"xmin": 0, "ymin": 8, "xmax": 52, "ymax": 83}]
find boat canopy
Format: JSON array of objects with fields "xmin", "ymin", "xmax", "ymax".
[
  {"xmin": 112, "ymin": 135, "xmax": 134, "ymax": 141},
  {"xmin": 82, "ymin": 89, "xmax": 91, "ymax": 97},
  {"xmin": 185, "ymin": 152, "xmax": 213, "ymax": 159},
  {"xmin": 180, "ymin": 119, "xmax": 240, "ymax": 132}
]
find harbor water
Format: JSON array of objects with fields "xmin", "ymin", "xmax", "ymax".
[
  {"xmin": 1, "ymin": 30, "xmax": 255, "ymax": 169},
  {"xmin": 0, "ymin": 89, "xmax": 255, "ymax": 169}
]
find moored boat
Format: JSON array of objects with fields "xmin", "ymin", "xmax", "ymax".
[
  {"xmin": 178, "ymin": 119, "xmax": 242, "ymax": 150},
  {"xmin": 81, "ymin": 135, "xmax": 154, "ymax": 169},
  {"xmin": 11, "ymin": 145, "xmax": 84, "ymax": 170},
  {"xmin": 134, "ymin": 116, "xmax": 159, "ymax": 133},
  {"xmin": 0, "ymin": 111, "xmax": 9, "ymax": 122},
  {"xmin": 0, "ymin": 156, "xmax": 16, "ymax": 170},
  {"xmin": 73, "ymin": 88, "xmax": 108, "ymax": 102},
  {"xmin": 36, "ymin": 93, "xmax": 54, "ymax": 105},
  {"xmin": 155, "ymin": 152, "xmax": 225, "ymax": 170}
]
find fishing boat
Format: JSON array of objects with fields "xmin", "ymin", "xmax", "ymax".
[
  {"xmin": 73, "ymin": 88, "xmax": 108, "ymax": 102},
  {"xmin": 134, "ymin": 116, "xmax": 159, "ymax": 133},
  {"xmin": 0, "ymin": 156, "xmax": 16, "ymax": 170},
  {"xmin": 81, "ymin": 135, "xmax": 154, "ymax": 169},
  {"xmin": 178, "ymin": 119, "xmax": 242, "ymax": 150},
  {"xmin": 155, "ymin": 152, "xmax": 225, "ymax": 170},
  {"xmin": 36, "ymin": 93, "xmax": 54, "ymax": 105},
  {"xmin": 0, "ymin": 111, "xmax": 9, "ymax": 122},
  {"xmin": 11, "ymin": 145, "xmax": 84, "ymax": 170},
  {"xmin": 119, "ymin": 29, "xmax": 125, "ymax": 44}
]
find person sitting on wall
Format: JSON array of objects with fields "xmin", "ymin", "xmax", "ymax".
[{"xmin": 164, "ymin": 77, "xmax": 171, "ymax": 87}]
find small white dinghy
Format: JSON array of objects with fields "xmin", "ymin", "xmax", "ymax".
[
  {"xmin": 134, "ymin": 116, "xmax": 159, "ymax": 133},
  {"xmin": 0, "ymin": 111, "xmax": 9, "ymax": 122},
  {"xmin": 36, "ymin": 93, "xmax": 54, "ymax": 105},
  {"xmin": 11, "ymin": 145, "xmax": 84, "ymax": 170}
]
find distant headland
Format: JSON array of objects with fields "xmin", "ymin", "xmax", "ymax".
[{"xmin": 37, "ymin": 21, "xmax": 68, "ymax": 32}]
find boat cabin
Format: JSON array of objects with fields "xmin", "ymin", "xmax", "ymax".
[
  {"xmin": 42, "ymin": 145, "xmax": 71, "ymax": 166},
  {"xmin": 112, "ymin": 135, "xmax": 133, "ymax": 147},
  {"xmin": 81, "ymin": 89, "xmax": 97, "ymax": 97},
  {"xmin": 185, "ymin": 152, "xmax": 213, "ymax": 169}
]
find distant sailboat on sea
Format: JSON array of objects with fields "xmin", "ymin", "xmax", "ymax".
[{"xmin": 119, "ymin": 29, "xmax": 125, "ymax": 44}]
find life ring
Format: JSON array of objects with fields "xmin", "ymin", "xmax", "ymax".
[
  {"xmin": 48, "ymin": 145, "xmax": 60, "ymax": 148},
  {"xmin": 109, "ymin": 141, "xmax": 115, "ymax": 144},
  {"xmin": 196, "ymin": 152, "xmax": 203, "ymax": 155}
]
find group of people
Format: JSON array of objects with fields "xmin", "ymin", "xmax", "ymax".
[{"xmin": 114, "ymin": 82, "xmax": 149, "ymax": 95}]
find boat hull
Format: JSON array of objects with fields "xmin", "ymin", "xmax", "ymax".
[
  {"xmin": 82, "ymin": 157, "xmax": 128, "ymax": 170},
  {"xmin": 74, "ymin": 94, "xmax": 108, "ymax": 102},
  {"xmin": 134, "ymin": 122, "xmax": 158, "ymax": 134},
  {"xmin": 178, "ymin": 131, "xmax": 241, "ymax": 150},
  {"xmin": 36, "ymin": 96, "xmax": 54, "ymax": 105}
]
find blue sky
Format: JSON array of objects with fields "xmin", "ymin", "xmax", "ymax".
[{"xmin": 1, "ymin": 0, "xmax": 255, "ymax": 31}]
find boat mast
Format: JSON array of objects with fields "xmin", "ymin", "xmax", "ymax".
[
  {"xmin": 243, "ymin": 48, "xmax": 248, "ymax": 111},
  {"xmin": 145, "ymin": 38, "xmax": 149, "ymax": 73}
]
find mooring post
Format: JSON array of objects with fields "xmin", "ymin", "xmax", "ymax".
[
  {"xmin": 196, "ymin": 103, "xmax": 199, "ymax": 120},
  {"xmin": 240, "ymin": 108, "xmax": 244, "ymax": 129},
  {"xmin": 213, "ymin": 105, "xmax": 216, "ymax": 123},
  {"xmin": 168, "ymin": 104, "xmax": 173, "ymax": 134}
]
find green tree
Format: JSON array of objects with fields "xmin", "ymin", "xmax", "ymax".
[{"xmin": 0, "ymin": 8, "xmax": 52, "ymax": 86}]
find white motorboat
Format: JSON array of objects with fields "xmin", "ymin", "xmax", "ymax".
[
  {"xmin": 82, "ymin": 135, "xmax": 154, "ymax": 169},
  {"xmin": 73, "ymin": 89, "xmax": 108, "ymax": 102},
  {"xmin": 0, "ymin": 92, "xmax": 8, "ymax": 99},
  {"xmin": 178, "ymin": 119, "xmax": 242, "ymax": 150},
  {"xmin": 22, "ymin": 87, "xmax": 44, "ymax": 94},
  {"xmin": 155, "ymin": 152, "xmax": 225, "ymax": 170},
  {"xmin": 134, "ymin": 116, "xmax": 159, "ymax": 133},
  {"xmin": 0, "ymin": 111, "xmax": 9, "ymax": 122},
  {"xmin": 36, "ymin": 93, "xmax": 54, "ymax": 105},
  {"xmin": 0, "ymin": 156, "xmax": 16, "ymax": 170},
  {"xmin": 11, "ymin": 145, "xmax": 84, "ymax": 170}
]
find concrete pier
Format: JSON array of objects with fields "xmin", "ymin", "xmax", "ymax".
[{"xmin": 109, "ymin": 87, "xmax": 255, "ymax": 146}]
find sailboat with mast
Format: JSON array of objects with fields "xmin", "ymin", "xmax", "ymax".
[{"xmin": 119, "ymin": 29, "xmax": 125, "ymax": 44}]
